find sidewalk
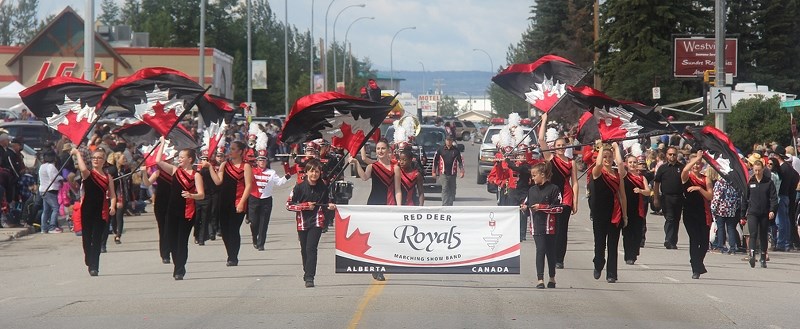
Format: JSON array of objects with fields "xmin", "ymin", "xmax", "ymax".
[{"xmin": 0, "ymin": 226, "xmax": 35, "ymax": 242}]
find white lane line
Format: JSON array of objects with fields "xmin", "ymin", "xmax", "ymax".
[
  {"xmin": 638, "ymin": 264, "xmax": 650, "ymax": 269},
  {"xmin": 0, "ymin": 297, "xmax": 16, "ymax": 304},
  {"xmin": 664, "ymin": 276, "xmax": 680, "ymax": 282},
  {"xmin": 706, "ymin": 294, "xmax": 723, "ymax": 303}
]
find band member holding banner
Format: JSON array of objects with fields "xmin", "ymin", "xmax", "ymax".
[
  {"xmin": 524, "ymin": 162, "xmax": 563, "ymax": 289},
  {"xmin": 72, "ymin": 148, "xmax": 116, "ymax": 277},
  {"xmin": 680, "ymin": 151, "xmax": 713, "ymax": 279},
  {"xmin": 538, "ymin": 114, "xmax": 579, "ymax": 269},
  {"xmin": 590, "ymin": 141, "xmax": 627, "ymax": 283},
  {"xmin": 206, "ymin": 141, "xmax": 253, "ymax": 267},
  {"xmin": 286, "ymin": 159, "xmax": 335, "ymax": 288},
  {"xmin": 156, "ymin": 142, "xmax": 205, "ymax": 280},
  {"xmin": 249, "ymin": 133, "xmax": 291, "ymax": 251},
  {"xmin": 622, "ymin": 155, "xmax": 650, "ymax": 265}
]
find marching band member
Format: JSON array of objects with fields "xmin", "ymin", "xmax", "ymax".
[
  {"xmin": 71, "ymin": 147, "xmax": 116, "ymax": 276},
  {"xmin": 194, "ymin": 145, "xmax": 223, "ymax": 246},
  {"xmin": 523, "ymin": 162, "xmax": 563, "ymax": 289},
  {"xmin": 398, "ymin": 149, "xmax": 424, "ymax": 206},
  {"xmin": 147, "ymin": 143, "xmax": 175, "ymax": 264},
  {"xmin": 205, "ymin": 141, "xmax": 253, "ymax": 267},
  {"xmin": 681, "ymin": 151, "xmax": 713, "ymax": 279},
  {"xmin": 249, "ymin": 131, "xmax": 290, "ymax": 251},
  {"xmin": 590, "ymin": 141, "xmax": 627, "ymax": 283},
  {"xmin": 622, "ymin": 154, "xmax": 651, "ymax": 265},
  {"xmin": 155, "ymin": 139, "xmax": 205, "ymax": 280}
]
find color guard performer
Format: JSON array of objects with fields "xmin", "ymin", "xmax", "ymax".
[
  {"xmin": 680, "ymin": 151, "xmax": 713, "ymax": 279},
  {"xmin": 590, "ymin": 141, "xmax": 627, "ymax": 283},
  {"xmin": 72, "ymin": 148, "xmax": 116, "ymax": 276}
]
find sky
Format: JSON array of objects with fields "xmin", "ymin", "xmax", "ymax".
[{"xmin": 37, "ymin": 0, "xmax": 534, "ymax": 72}]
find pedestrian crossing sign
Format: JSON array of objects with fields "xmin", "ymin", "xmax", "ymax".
[{"xmin": 709, "ymin": 86, "xmax": 732, "ymax": 113}]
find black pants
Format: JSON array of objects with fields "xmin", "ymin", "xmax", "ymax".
[
  {"xmin": 662, "ymin": 194, "xmax": 684, "ymax": 246},
  {"xmin": 623, "ymin": 215, "xmax": 644, "ymax": 261},
  {"xmin": 593, "ymin": 217, "xmax": 621, "ymax": 279},
  {"xmin": 154, "ymin": 208, "xmax": 170, "ymax": 261},
  {"xmin": 683, "ymin": 211, "xmax": 709, "ymax": 273},
  {"xmin": 81, "ymin": 214, "xmax": 105, "ymax": 272},
  {"xmin": 298, "ymin": 227, "xmax": 323, "ymax": 281},
  {"xmin": 248, "ymin": 196, "xmax": 273, "ymax": 249},
  {"xmin": 195, "ymin": 193, "xmax": 219, "ymax": 243},
  {"xmin": 554, "ymin": 206, "xmax": 572, "ymax": 264},
  {"xmin": 748, "ymin": 214, "xmax": 769, "ymax": 253},
  {"xmin": 111, "ymin": 203, "xmax": 124, "ymax": 238},
  {"xmin": 167, "ymin": 216, "xmax": 193, "ymax": 276},
  {"xmin": 509, "ymin": 189, "xmax": 527, "ymax": 241},
  {"xmin": 221, "ymin": 211, "xmax": 246, "ymax": 263},
  {"xmin": 533, "ymin": 234, "xmax": 557, "ymax": 280}
]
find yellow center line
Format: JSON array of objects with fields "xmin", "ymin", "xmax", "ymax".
[{"xmin": 347, "ymin": 277, "xmax": 387, "ymax": 329}]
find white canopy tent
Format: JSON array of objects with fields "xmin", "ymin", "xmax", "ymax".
[{"xmin": 0, "ymin": 81, "xmax": 27, "ymax": 110}]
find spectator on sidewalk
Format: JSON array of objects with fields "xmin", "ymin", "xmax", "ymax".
[{"xmin": 39, "ymin": 151, "xmax": 64, "ymax": 233}]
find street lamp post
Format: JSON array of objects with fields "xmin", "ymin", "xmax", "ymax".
[
  {"xmin": 333, "ymin": 3, "xmax": 365, "ymax": 92},
  {"xmin": 309, "ymin": 0, "xmax": 314, "ymax": 93},
  {"xmin": 246, "ymin": 0, "xmax": 252, "ymax": 102},
  {"xmin": 418, "ymin": 61, "xmax": 425, "ymax": 95},
  {"xmin": 390, "ymin": 26, "xmax": 416, "ymax": 90},
  {"xmin": 473, "ymin": 48, "xmax": 494, "ymax": 112},
  {"xmin": 342, "ymin": 16, "xmax": 374, "ymax": 89},
  {"xmin": 324, "ymin": 0, "xmax": 340, "ymax": 91}
]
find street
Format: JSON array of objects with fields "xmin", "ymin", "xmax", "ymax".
[{"xmin": 1, "ymin": 142, "xmax": 798, "ymax": 329}]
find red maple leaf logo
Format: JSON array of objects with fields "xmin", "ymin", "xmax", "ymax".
[
  {"xmin": 334, "ymin": 208, "xmax": 372, "ymax": 256},
  {"xmin": 331, "ymin": 122, "xmax": 368, "ymax": 155},
  {"xmin": 524, "ymin": 75, "xmax": 567, "ymax": 113},
  {"xmin": 143, "ymin": 101, "xmax": 181, "ymax": 136},
  {"xmin": 47, "ymin": 95, "xmax": 97, "ymax": 145},
  {"xmin": 59, "ymin": 110, "xmax": 93, "ymax": 145}
]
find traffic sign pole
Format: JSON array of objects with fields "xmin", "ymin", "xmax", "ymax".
[{"xmin": 714, "ymin": 0, "xmax": 727, "ymax": 132}]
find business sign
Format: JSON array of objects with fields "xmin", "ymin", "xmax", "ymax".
[
  {"xmin": 674, "ymin": 38, "xmax": 737, "ymax": 78},
  {"xmin": 36, "ymin": 61, "xmax": 104, "ymax": 83},
  {"xmin": 335, "ymin": 205, "xmax": 520, "ymax": 274},
  {"xmin": 418, "ymin": 94, "xmax": 441, "ymax": 117},
  {"xmin": 251, "ymin": 60, "xmax": 267, "ymax": 90}
]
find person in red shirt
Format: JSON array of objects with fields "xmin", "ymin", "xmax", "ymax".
[{"xmin": 590, "ymin": 141, "xmax": 627, "ymax": 283}]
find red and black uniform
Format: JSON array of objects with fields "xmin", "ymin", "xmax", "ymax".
[
  {"xmin": 507, "ymin": 158, "xmax": 533, "ymax": 241},
  {"xmin": 591, "ymin": 168, "xmax": 623, "ymax": 281},
  {"xmin": 550, "ymin": 156, "xmax": 574, "ymax": 265},
  {"xmin": 399, "ymin": 167, "xmax": 421, "ymax": 206},
  {"xmin": 623, "ymin": 174, "xmax": 647, "ymax": 263},
  {"xmin": 80, "ymin": 169, "xmax": 110, "ymax": 274},
  {"xmin": 367, "ymin": 161, "xmax": 397, "ymax": 205},
  {"xmin": 286, "ymin": 180, "xmax": 330, "ymax": 284},
  {"xmin": 195, "ymin": 166, "xmax": 220, "ymax": 244},
  {"xmin": 524, "ymin": 182, "xmax": 563, "ymax": 281},
  {"xmin": 220, "ymin": 161, "xmax": 247, "ymax": 265},
  {"xmin": 153, "ymin": 166, "xmax": 172, "ymax": 262},
  {"xmin": 683, "ymin": 172, "xmax": 711, "ymax": 275},
  {"xmin": 166, "ymin": 167, "xmax": 197, "ymax": 278}
]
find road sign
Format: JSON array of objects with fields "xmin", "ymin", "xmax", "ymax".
[
  {"xmin": 709, "ymin": 86, "xmax": 732, "ymax": 113},
  {"xmin": 243, "ymin": 102, "xmax": 257, "ymax": 117},
  {"xmin": 780, "ymin": 99, "xmax": 800, "ymax": 108},
  {"xmin": 652, "ymin": 87, "xmax": 661, "ymax": 100}
]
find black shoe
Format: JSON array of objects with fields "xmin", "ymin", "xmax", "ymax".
[
  {"xmin": 198, "ymin": 241, "xmax": 205, "ymax": 246},
  {"xmin": 226, "ymin": 261, "xmax": 238, "ymax": 267},
  {"xmin": 114, "ymin": 236, "xmax": 121, "ymax": 244},
  {"xmin": 209, "ymin": 235, "xmax": 216, "ymax": 241},
  {"xmin": 691, "ymin": 272, "xmax": 700, "ymax": 279},
  {"xmin": 760, "ymin": 258, "xmax": 767, "ymax": 268},
  {"xmin": 670, "ymin": 245, "xmax": 678, "ymax": 250},
  {"xmin": 305, "ymin": 280, "xmax": 315, "ymax": 288},
  {"xmin": 664, "ymin": 242, "xmax": 671, "ymax": 249},
  {"xmin": 162, "ymin": 258, "xmax": 171, "ymax": 264},
  {"xmin": 322, "ymin": 227, "xmax": 328, "ymax": 233},
  {"xmin": 593, "ymin": 269, "xmax": 601, "ymax": 280},
  {"xmin": 536, "ymin": 282, "xmax": 545, "ymax": 289},
  {"xmin": 625, "ymin": 260, "xmax": 635, "ymax": 265},
  {"xmin": 174, "ymin": 274, "xmax": 184, "ymax": 280},
  {"xmin": 101, "ymin": 246, "xmax": 107, "ymax": 253},
  {"xmin": 606, "ymin": 277, "xmax": 617, "ymax": 283},
  {"xmin": 253, "ymin": 243, "xmax": 258, "ymax": 249},
  {"xmin": 258, "ymin": 246, "xmax": 265, "ymax": 251},
  {"xmin": 749, "ymin": 251, "xmax": 756, "ymax": 268},
  {"xmin": 372, "ymin": 273, "xmax": 385, "ymax": 281},
  {"xmin": 245, "ymin": 218, "xmax": 251, "ymax": 225},
  {"xmin": 555, "ymin": 263, "xmax": 564, "ymax": 269},
  {"xmin": 89, "ymin": 269, "xmax": 98, "ymax": 277},
  {"xmin": 547, "ymin": 281, "xmax": 556, "ymax": 288}
]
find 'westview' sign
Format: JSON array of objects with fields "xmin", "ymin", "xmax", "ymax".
[
  {"xmin": 335, "ymin": 205, "xmax": 520, "ymax": 274},
  {"xmin": 673, "ymin": 38, "xmax": 737, "ymax": 78}
]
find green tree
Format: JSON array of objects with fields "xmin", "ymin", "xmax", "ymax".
[
  {"xmin": 726, "ymin": 96, "xmax": 790, "ymax": 149},
  {"xmin": 597, "ymin": 0, "xmax": 712, "ymax": 106},
  {"xmin": 11, "ymin": 0, "xmax": 39, "ymax": 45},
  {"xmin": 438, "ymin": 96, "xmax": 458, "ymax": 117},
  {"xmin": 748, "ymin": 0, "xmax": 800, "ymax": 95},
  {"xmin": 120, "ymin": 0, "xmax": 143, "ymax": 30},
  {"xmin": 99, "ymin": 0, "xmax": 121, "ymax": 26},
  {"xmin": 0, "ymin": 3, "xmax": 13, "ymax": 45}
]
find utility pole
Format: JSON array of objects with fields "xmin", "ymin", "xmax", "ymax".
[
  {"xmin": 714, "ymin": 0, "xmax": 726, "ymax": 132},
  {"xmin": 84, "ymin": 0, "xmax": 94, "ymax": 82}
]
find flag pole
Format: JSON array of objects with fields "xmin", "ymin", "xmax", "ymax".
[{"xmin": 114, "ymin": 140, "xmax": 162, "ymax": 181}]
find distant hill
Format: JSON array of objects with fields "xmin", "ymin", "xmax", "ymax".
[{"xmin": 389, "ymin": 70, "xmax": 494, "ymax": 97}]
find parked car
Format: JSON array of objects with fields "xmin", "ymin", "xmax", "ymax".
[
  {"xmin": 0, "ymin": 120, "xmax": 62, "ymax": 152},
  {"xmin": 477, "ymin": 125, "xmax": 535, "ymax": 192},
  {"xmin": 0, "ymin": 110, "xmax": 20, "ymax": 122},
  {"xmin": 385, "ymin": 124, "xmax": 464, "ymax": 193},
  {"xmin": 445, "ymin": 119, "xmax": 479, "ymax": 141}
]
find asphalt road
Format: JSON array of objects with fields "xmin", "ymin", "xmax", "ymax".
[{"xmin": 1, "ymin": 142, "xmax": 798, "ymax": 329}]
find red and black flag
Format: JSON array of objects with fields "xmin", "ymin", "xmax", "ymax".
[
  {"xmin": 280, "ymin": 92, "xmax": 393, "ymax": 155},
  {"xmin": 114, "ymin": 121, "xmax": 199, "ymax": 151},
  {"xmin": 683, "ymin": 126, "xmax": 750, "ymax": 195},
  {"xmin": 18, "ymin": 77, "xmax": 107, "ymax": 145},
  {"xmin": 197, "ymin": 94, "xmax": 235, "ymax": 126},
  {"xmin": 97, "ymin": 67, "xmax": 207, "ymax": 136},
  {"xmin": 567, "ymin": 86, "xmax": 672, "ymax": 141},
  {"xmin": 492, "ymin": 55, "xmax": 587, "ymax": 113}
]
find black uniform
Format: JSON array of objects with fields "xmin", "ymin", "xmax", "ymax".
[
  {"xmin": 655, "ymin": 162, "xmax": 684, "ymax": 248},
  {"xmin": 525, "ymin": 182, "xmax": 563, "ymax": 281},
  {"xmin": 507, "ymin": 159, "xmax": 532, "ymax": 241},
  {"xmin": 154, "ymin": 167, "xmax": 172, "ymax": 263},
  {"xmin": 286, "ymin": 180, "xmax": 330, "ymax": 285},
  {"xmin": 742, "ymin": 175, "xmax": 778, "ymax": 259}
]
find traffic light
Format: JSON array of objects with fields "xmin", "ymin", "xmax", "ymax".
[
  {"xmin": 96, "ymin": 69, "xmax": 113, "ymax": 83},
  {"xmin": 703, "ymin": 69, "xmax": 715, "ymax": 85}
]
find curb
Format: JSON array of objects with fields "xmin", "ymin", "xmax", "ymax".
[{"xmin": 0, "ymin": 227, "xmax": 36, "ymax": 242}]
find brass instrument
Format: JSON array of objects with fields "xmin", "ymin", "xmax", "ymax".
[{"xmin": 398, "ymin": 115, "xmax": 421, "ymax": 136}]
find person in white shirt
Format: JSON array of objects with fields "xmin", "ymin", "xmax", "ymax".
[
  {"xmin": 248, "ymin": 134, "xmax": 290, "ymax": 251},
  {"xmin": 38, "ymin": 151, "xmax": 64, "ymax": 233}
]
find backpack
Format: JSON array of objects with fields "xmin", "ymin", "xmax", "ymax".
[{"xmin": 21, "ymin": 192, "xmax": 43, "ymax": 227}]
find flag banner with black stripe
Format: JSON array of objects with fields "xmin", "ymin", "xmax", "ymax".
[
  {"xmin": 280, "ymin": 92, "xmax": 393, "ymax": 155},
  {"xmin": 567, "ymin": 86, "xmax": 672, "ymax": 141},
  {"xmin": 114, "ymin": 121, "xmax": 198, "ymax": 151},
  {"xmin": 684, "ymin": 126, "xmax": 750, "ymax": 196},
  {"xmin": 97, "ymin": 67, "xmax": 206, "ymax": 136},
  {"xmin": 197, "ymin": 94, "xmax": 235, "ymax": 126},
  {"xmin": 335, "ymin": 206, "xmax": 520, "ymax": 274},
  {"xmin": 492, "ymin": 55, "xmax": 587, "ymax": 113},
  {"xmin": 18, "ymin": 77, "xmax": 107, "ymax": 145}
]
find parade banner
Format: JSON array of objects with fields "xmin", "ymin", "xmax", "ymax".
[{"xmin": 335, "ymin": 205, "xmax": 520, "ymax": 274}]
